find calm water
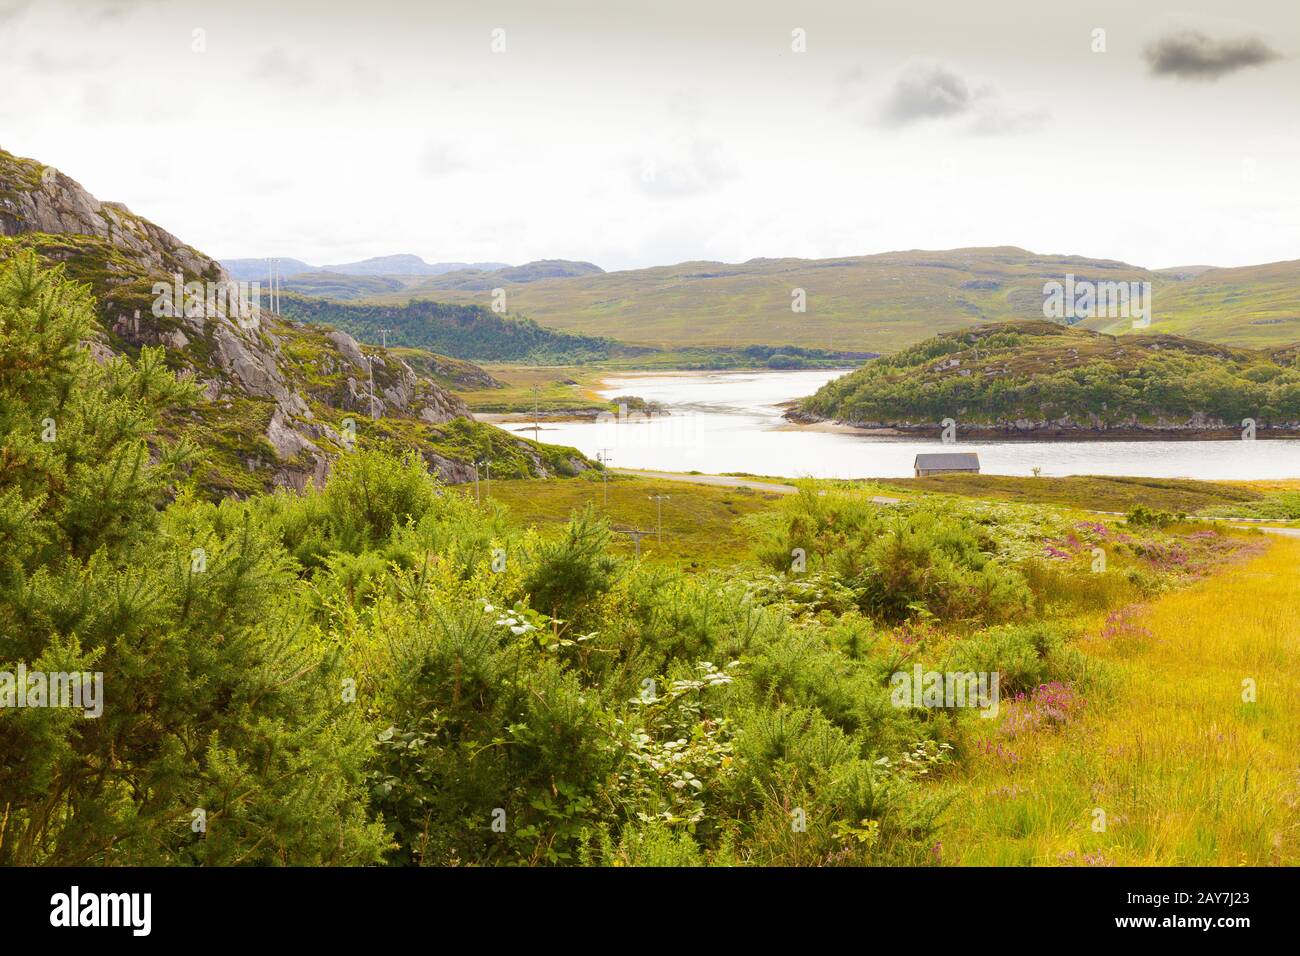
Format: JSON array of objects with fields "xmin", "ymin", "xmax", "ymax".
[{"xmin": 508, "ymin": 369, "xmax": 1300, "ymax": 480}]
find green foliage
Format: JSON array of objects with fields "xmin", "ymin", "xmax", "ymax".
[
  {"xmin": 754, "ymin": 487, "xmax": 1033, "ymax": 626},
  {"xmin": 323, "ymin": 448, "xmax": 440, "ymax": 546},
  {"xmin": 1125, "ymin": 505, "xmax": 1181, "ymax": 528},
  {"xmin": 1200, "ymin": 490, "xmax": 1300, "ymax": 521},
  {"xmin": 803, "ymin": 320, "xmax": 1300, "ymax": 430},
  {"xmin": 0, "ymin": 251, "xmax": 387, "ymax": 865},
  {"xmin": 521, "ymin": 505, "xmax": 618, "ymax": 620},
  {"xmin": 945, "ymin": 622, "xmax": 1070, "ymax": 696},
  {"xmin": 281, "ymin": 295, "xmax": 613, "ymax": 364}
]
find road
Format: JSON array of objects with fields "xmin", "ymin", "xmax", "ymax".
[{"xmin": 611, "ymin": 469, "xmax": 901, "ymax": 504}]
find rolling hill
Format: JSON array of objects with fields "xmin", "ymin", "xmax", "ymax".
[
  {"xmin": 225, "ymin": 257, "xmax": 604, "ymax": 301},
  {"xmin": 354, "ymin": 247, "xmax": 1300, "ymax": 354},
  {"xmin": 1087, "ymin": 259, "xmax": 1300, "ymax": 347}
]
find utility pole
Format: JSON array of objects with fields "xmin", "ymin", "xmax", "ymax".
[
  {"xmin": 474, "ymin": 463, "xmax": 481, "ymax": 504},
  {"xmin": 616, "ymin": 528, "xmax": 653, "ymax": 560},
  {"xmin": 532, "ymin": 384, "xmax": 541, "ymax": 441},
  {"xmin": 648, "ymin": 494, "xmax": 671, "ymax": 543},
  {"xmin": 266, "ymin": 257, "xmax": 280, "ymax": 315},
  {"xmin": 476, "ymin": 459, "xmax": 492, "ymax": 499},
  {"xmin": 596, "ymin": 449, "xmax": 612, "ymax": 505},
  {"xmin": 368, "ymin": 347, "xmax": 378, "ymax": 419},
  {"xmin": 379, "ymin": 328, "xmax": 392, "ymax": 349}
]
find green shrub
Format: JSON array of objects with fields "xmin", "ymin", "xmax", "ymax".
[
  {"xmin": 521, "ymin": 505, "xmax": 618, "ymax": 621},
  {"xmin": 945, "ymin": 621, "xmax": 1072, "ymax": 696}
]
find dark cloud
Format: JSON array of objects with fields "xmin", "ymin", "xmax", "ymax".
[
  {"xmin": 1144, "ymin": 30, "xmax": 1281, "ymax": 81},
  {"xmin": 881, "ymin": 60, "xmax": 973, "ymax": 125},
  {"xmin": 875, "ymin": 60, "xmax": 1043, "ymax": 136}
]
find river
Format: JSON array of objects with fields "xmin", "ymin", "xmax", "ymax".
[{"xmin": 502, "ymin": 369, "xmax": 1300, "ymax": 480}]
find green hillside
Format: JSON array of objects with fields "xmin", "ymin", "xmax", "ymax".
[
  {"xmin": 1084, "ymin": 259, "xmax": 1300, "ymax": 347},
  {"xmin": 282, "ymin": 271, "xmax": 406, "ymax": 299},
  {"xmin": 355, "ymin": 247, "xmax": 1300, "ymax": 354},
  {"xmin": 798, "ymin": 320, "xmax": 1300, "ymax": 436},
  {"xmin": 279, "ymin": 294, "xmax": 622, "ymax": 363}
]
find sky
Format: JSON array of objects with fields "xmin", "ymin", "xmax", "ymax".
[{"xmin": 1, "ymin": 0, "xmax": 1297, "ymax": 272}]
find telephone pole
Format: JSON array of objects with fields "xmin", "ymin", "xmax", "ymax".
[
  {"xmin": 648, "ymin": 494, "xmax": 670, "ymax": 542},
  {"xmin": 596, "ymin": 449, "xmax": 612, "ymax": 505},
  {"xmin": 616, "ymin": 528, "xmax": 653, "ymax": 560},
  {"xmin": 368, "ymin": 347, "xmax": 378, "ymax": 419},
  {"xmin": 532, "ymin": 384, "xmax": 541, "ymax": 441},
  {"xmin": 476, "ymin": 459, "xmax": 492, "ymax": 499},
  {"xmin": 266, "ymin": 257, "xmax": 281, "ymax": 315}
]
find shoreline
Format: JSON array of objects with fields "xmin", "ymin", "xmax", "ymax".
[{"xmin": 783, "ymin": 413, "xmax": 1300, "ymax": 442}]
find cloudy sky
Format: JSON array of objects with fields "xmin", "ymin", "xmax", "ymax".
[{"xmin": 1, "ymin": 0, "xmax": 1296, "ymax": 271}]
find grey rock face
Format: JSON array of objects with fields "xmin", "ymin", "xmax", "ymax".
[
  {"xmin": 210, "ymin": 323, "xmax": 310, "ymax": 417},
  {"xmin": 266, "ymin": 406, "xmax": 321, "ymax": 461},
  {"xmin": 325, "ymin": 329, "xmax": 368, "ymax": 371},
  {"xmin": 1, "ymin": 162, "xmax": 223, "ymax": 280}
]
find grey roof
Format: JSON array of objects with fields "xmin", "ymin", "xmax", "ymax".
[{"xmin": 914, "ymin": 453, "xmax": 980, "ymax": 468}]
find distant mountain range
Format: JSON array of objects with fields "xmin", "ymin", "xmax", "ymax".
[
  {"xmin": 221, "ymin": 254, "xmax": 512, "ymax": 281},
  {"xmin": 221, "ymin": 255, "xmax": 606, "ymax": 301}
]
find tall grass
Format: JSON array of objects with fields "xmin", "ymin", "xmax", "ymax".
[{"xmin": 937, "ymin": 537, "xmax": 1296, "ymax": 865}]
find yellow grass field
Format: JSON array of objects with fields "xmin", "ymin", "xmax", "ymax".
[{"xmin": 940, "ymin": 537, "xmax": 1300, "ymax": 865}]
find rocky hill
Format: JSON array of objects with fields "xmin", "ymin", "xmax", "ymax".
[{"xmin": 0, "ymin": 147, "xmax": 590, "ymax": 495}]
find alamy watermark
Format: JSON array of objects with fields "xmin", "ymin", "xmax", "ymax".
[
  {"xmin": 0, "ymin": 664, "xmax": 103, "ymax": 718},
  {"xmin": 152, "ymin": 273, "xmax": 261, "ymax": 329},
  {"xmin": 1043, "ymin": 274, "xmax": 1152, "ymax": 328},
  {"xmin": 49, "ymin": 886, "xmax": 150, "ymax": 936},
  {"xmin": 890, "ymin": 665, "xmax": 1000, "ymax": 718}
]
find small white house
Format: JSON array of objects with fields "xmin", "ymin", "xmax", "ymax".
[{"xmin": 914, "ymin": 452, "xmax": 980, "ymax": 477}]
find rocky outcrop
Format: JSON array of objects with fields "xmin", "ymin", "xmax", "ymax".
[
  {"xmin": 1, "ymin": 154, "xmax": 221, "ymax": 280},
  {"xmin": 325, "ymin": 329, "xmax": 368, "ymax": 371},
  {"xmin": 210, "ymin": 324, "xmax": 310, "ymax": 417}
]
